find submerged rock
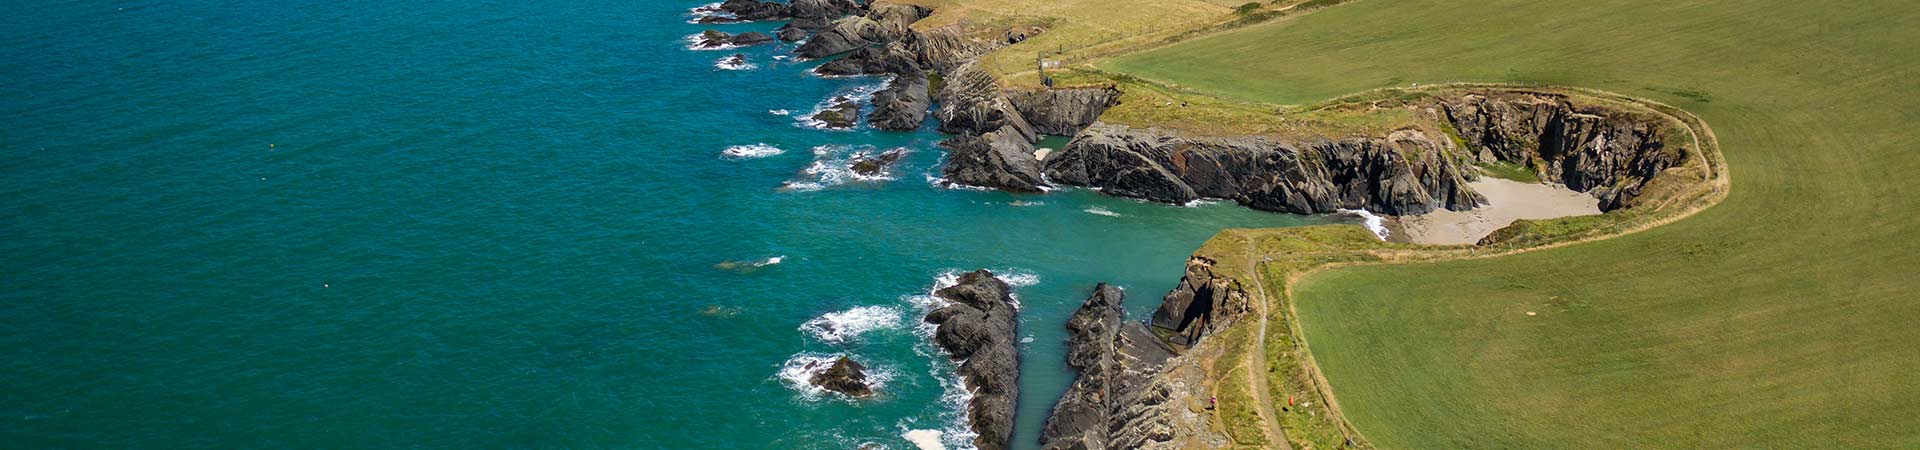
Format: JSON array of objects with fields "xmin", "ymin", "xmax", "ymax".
[
  {"xmin": 869, "ymin": 74, "xmax": 931, "ymax": 130},
  {"xmin": 809, "ymin": 96, "xmax": 861, "ymax": 129},
  {"xmin": 940, "ymin": 126, "xmax": 1048, "ymax": 192},
  {"xmin": 923, "ymin": 270, "xmax": 1021, "ymax": 450},
  {"xmin": 850, "ymin": 148, "xmax": 907, "ymax": 177},
  {"xmin": 808, "ymin": 356, "xmax": 875, "ymax": 398},
  {"xmin": 695, "ymin": 30, "xmax": 776, "ymax": 49}
]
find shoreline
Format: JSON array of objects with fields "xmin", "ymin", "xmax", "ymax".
[{"xmin": 1384, "ymin": 177, "xmax": 1602, "ymax": 245}]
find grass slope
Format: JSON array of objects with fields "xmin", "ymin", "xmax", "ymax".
[{"xmin": 1108, "ymin": 0, "xmax": 1920, "ymax": 448}]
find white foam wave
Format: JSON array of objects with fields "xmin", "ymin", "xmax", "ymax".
[
  {"xmin": 715, "ymin": 56, "xmax": 757, "ymax": 71},
  {"xmin": 685, "ymin": 2, "xmax": 737, "ymax": 23},
  {"xmin": 800, "ymin": 306, "xmax": 904, "ymax": 344},
  {"xmin": 1182, "ymin": 198, "xmax": 1225, "ymax": 207},
  {"xmin": 1083, "ymin": 207, "xmax": 1121, "ymax": 217},
  {"xmin": 758, "ymin": 255, "xmax": 785, "ymax": 266},
  {"xmin": 903, "ymin": 429, "xmax": 946, "ymax": 450},
  {"xmin": 683, "ymin": 33, "xmax": 741, "ymax": 51},
  {"xmin": 1341, "ymin": 208, "xmax": 1390, "ymax": 240},
  {"xmin": 780, "ymin": 145, "xmax": 895, "ymax": 191},
  {"xmin": 721, "ymin": 144, "xmax": 785, "ymax": 160},
  {"xmin": 769, "ymin": 109, "xmax": 792, "ymax": 116},
  {"xmin": 776, "ymin": 352, "xmax": 894, "ymax": 401},
  {"xmin": 794, "ymin": 78, "xmax": 891, "ymax": 131}
]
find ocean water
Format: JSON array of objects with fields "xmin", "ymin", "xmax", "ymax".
[{"xmin": 0, "ymin": 1, "xmax": 1341, "ymax": 448}]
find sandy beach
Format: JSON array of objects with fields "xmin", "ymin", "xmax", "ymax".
[{"xmin": 1385, "ymin": 178, "xmax": 1601, "ymax": 245}]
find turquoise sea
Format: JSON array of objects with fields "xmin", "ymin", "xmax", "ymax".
[{"xmin": 1, "ymin": 1, "xmax": 1342, "ymax": 448}]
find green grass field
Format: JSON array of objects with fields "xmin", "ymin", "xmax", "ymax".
[{"xmin": 1106, "ymin": 0, "xmax": 1920, "ymax": 448}]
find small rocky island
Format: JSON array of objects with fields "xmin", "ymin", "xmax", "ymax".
[{"xmin": 809, "ymin": 356, "xmax": 875, "ymax": 398}]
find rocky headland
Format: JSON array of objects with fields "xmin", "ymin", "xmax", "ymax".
[{"xmin": 922, "ymin": 270, "xmax": 1022, "ymax": 450}]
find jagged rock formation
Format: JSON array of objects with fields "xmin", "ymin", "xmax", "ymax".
[
  {"xmin": 924, "ymin": 270, "xmax": 1022, "ymax": 450},
  {"xmin": 1437, "ymin": 91, "xmax": 1682, "ymax": 211},
  {"xmin": 694, "ymin": 30, "xmax": 775, "ymax": 49},
  {"xmin": 1009, "ymin": 87, "xmax": 1122, "ymax": 136},
  {"xmin": 809, "ymin": 356, "xmax": 875, "ymax": 397},
  {"xmin": 1151, "ymin": 256, "xmax": 1253, "ymax": 346},
  {"xmin": 775, "ymin": 25, "xmax": 808, "ymax": 42},
  {"xmin": 1039, "ymin": 284, "xmax": 1192, "ymax": 450},
  {"xmin": 814, "ymin": 44, "xmax": 923, "ymax": 77},
  {"xmin": 869, "ymin": 75, "xmax": 931, "ymax": 130},
  {"xmin": 906, "ymin": 25, "xmax": 996, "ymax": 72},
  {"xmin": 809, "ymin": 96, "xmax": 860, "ymax": 129},
  {"xmin": 850, "ymin": 148, "xmax": 906, "ymax": 176},
  {"xmin": 935, "ymin": 63, "xmax": 1039, "ymax": 141},
  {"xmin": 940, "ymin": 126, "xmax": 1048, "ymax": 192},
  {"xmin": 1045, "ymin": 122, "xmax": 1484, "ymax": 215},
  {"xmin": 710, "ymin": 0, "xmax": 790, "ymax": 22},
  {"xmin": 797, "ymin": 16, "xmax": 882, "ymax": 58}
]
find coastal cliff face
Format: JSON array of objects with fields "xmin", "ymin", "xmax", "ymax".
[
  {"xmin": 923, "ymin": 270, "xmax": 1022, "ymax": 450},
  {"xmin": 1438, "ymin": 92, "xmax": 1681, "ymax": 211},
  {"xmin": 1150, "ymin": 256, "xmax": 1253, "ymax": 346},
  {"xmin": 1044, "ymin": 122, "xmax": 1485, "ymax": 215},
  {"xmin": 939, "ymin": 125, "xmax": 1048, "ymax": 192},
  {"xmin": 935, "ymin": 63, "xmax": 1040, "ymax": 141},
  {"xmin": 1039, "ymin": 284, "xmax": 1199, "ymax": 450},
  {"xmin": 1009, "ymin": 87, "xmax": 1122, "ymax": 136}
]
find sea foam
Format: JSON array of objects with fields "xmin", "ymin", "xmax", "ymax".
[
  {"xmin": 800, "ymin": 305, "xmax": 903, "ymax": 344},
  {"xmin": 1083, "ymin": 207, "xmax": 1121, "ymax": 217},
  {"xmin": 1341, "ymin": 208, "xmax": 1390, "ymax": 240},
  {"xmin": 721, "ymin": 144, "xmax": 785, "ymax": 160},
  {"xmin": 776, "ymin": 352, "xmax": 893, "ymax": 401}
]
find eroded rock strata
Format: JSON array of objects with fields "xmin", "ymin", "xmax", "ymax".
[
  {"xmin": 1151, "ymin": 256, "xmax": 1253, "ymax": 346},
  {"xmin": 1044, "ymin": 122, "xmax": 1484, "ymax": 215},
  {"xmin": 939, "ymin": 126, "xmax": 1047, "ymax": 192},
  {"xmin": 923, "ymin": 270, "xmax": 1021, "ymax": 450},
  {"xmin": 1437, "ymin": 91, "xmax": 1682, "ymax": 211},
  {"xmin": 869, "ymin": 75, "xmax": 930, "ymax": 130},
  {"xmin": 1038, "ymin": 284, "xmax": 1197, "ymax": 450}
]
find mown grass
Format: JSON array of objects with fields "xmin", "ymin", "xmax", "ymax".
[{"xmin": 1108, "ymin": 0, "xmax": 1920, "ymax": 448}]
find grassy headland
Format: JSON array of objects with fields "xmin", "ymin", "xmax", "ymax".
[{"xmin": 1107, "ymin": 0, "xmax": 1920, "ymax": 448}]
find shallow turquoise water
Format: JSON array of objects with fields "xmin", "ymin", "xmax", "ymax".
[{"xmin": 0, "ymin": 1, "xmax": 1339, "ymax": 448}]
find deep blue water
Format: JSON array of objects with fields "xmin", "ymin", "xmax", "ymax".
[{"xmin": 0, "ymin": 1, "xmax": 1337, "ymax": 448}]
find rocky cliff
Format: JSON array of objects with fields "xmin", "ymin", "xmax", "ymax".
[
  {"xmin": 923, "ymin": 270, "xmax": 1022, "ymax": 450},
  {"xmin": 1044, "ymin": 122, "xmax": 1485, "ymax": 215},
  {"xmin": 1437, "ymin": 91, "xmax": 1681, "ymax": 211},
  {"xmin": 1039, "ymin": 284, "xmax": 1202, "ymax": 450},
  {"xmin": 1009, "ymin": 87, "xmax": 1122, "ymax": 136},
  {"xmin": 1149, "ymin": 256, "xmax": 1254, "ymax": 346},
  {"xmin": 869, "ymin": 74, "xmax": 931, "ymax": 130},
  {"xmin": 939, "ymin": 125, "xmax": 1048, "ymax": 192}
]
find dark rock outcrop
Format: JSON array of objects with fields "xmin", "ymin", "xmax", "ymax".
[
  {"xmin": 1039, "ymin": 284, "xmax": 1189, "ymax": 450},
  {"xmin": 1043, "ymin": 122, "xmax": 1483, "ymax": 215},
  {"xmin": 809, "ymin": 96, "xmax": 861, "ymax": 129},
  {"xmin": 810, "ymin": 356, "xmax": 875, "ymax": 397},
  {"xmin": 1150, "ymin": 256, "xmax": 1252, "ymax": 346},
  {"xmin": 775, "ymin": 24, "xmax": 809, "ymax": 42},
  {"xmin": 869, "ymin": 75, "xmax": 931, "ymax": 130},
  {"xmin": 1438, "ymin": 92, "xmax": 1681, "ymax": 211},
  {"xmin": 906, "ymin": 25, "xmax": 996, "ymax": 72},
  {"xmin": 714, "ymin": 0, "xmax": 792, "ymax": 21},
  {"xmin": 924, "ymin": 270, "xmax": 1022, "ymax": 450},
  {"xmin": 797, "ymin": 17, "xmax": 881, "ymax": 58},
  {"xmin": 789, "ymin": 0, "xmax": 867, "ymax": 25},
  {"xmin": 814, "ymin": 44, "xmax": 924, "ymax": 77},
  {"xmin": 1009, "ymin": 87, "xmax": 1122, "ymax": 136},
  {"xmin": 695, "ymin": 30, "xmax": 775, "ymax": 49},
  {"xmin": 935, "ymin": 63, "xmax": 1039, "ymax": 141},
  {"xmin": 850, "ymin": 148, "xmax": 907, "ymax": 176},
  {"xmin": 940, "ymin": 126, "xmax": 1048, "ymax": 192}
]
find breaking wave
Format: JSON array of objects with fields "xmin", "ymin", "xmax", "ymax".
[
  {"xmin": 1341, "ymin": 208, "xmax": 1390, "ymax": 240},
  {"xmin": 800, "ymin": 306, "xmax": 904, "ymax": 344},
  {"xmin": 721, "ymin": 144, "xmax": 785, "ymax": 160},
  {"xmin": 1082, "ymin": 207, "xmax": 1121, "ymax": 217},
  {"xmin": 775, "ymin": 352, "xmax": 894, "ymax": 401}
]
